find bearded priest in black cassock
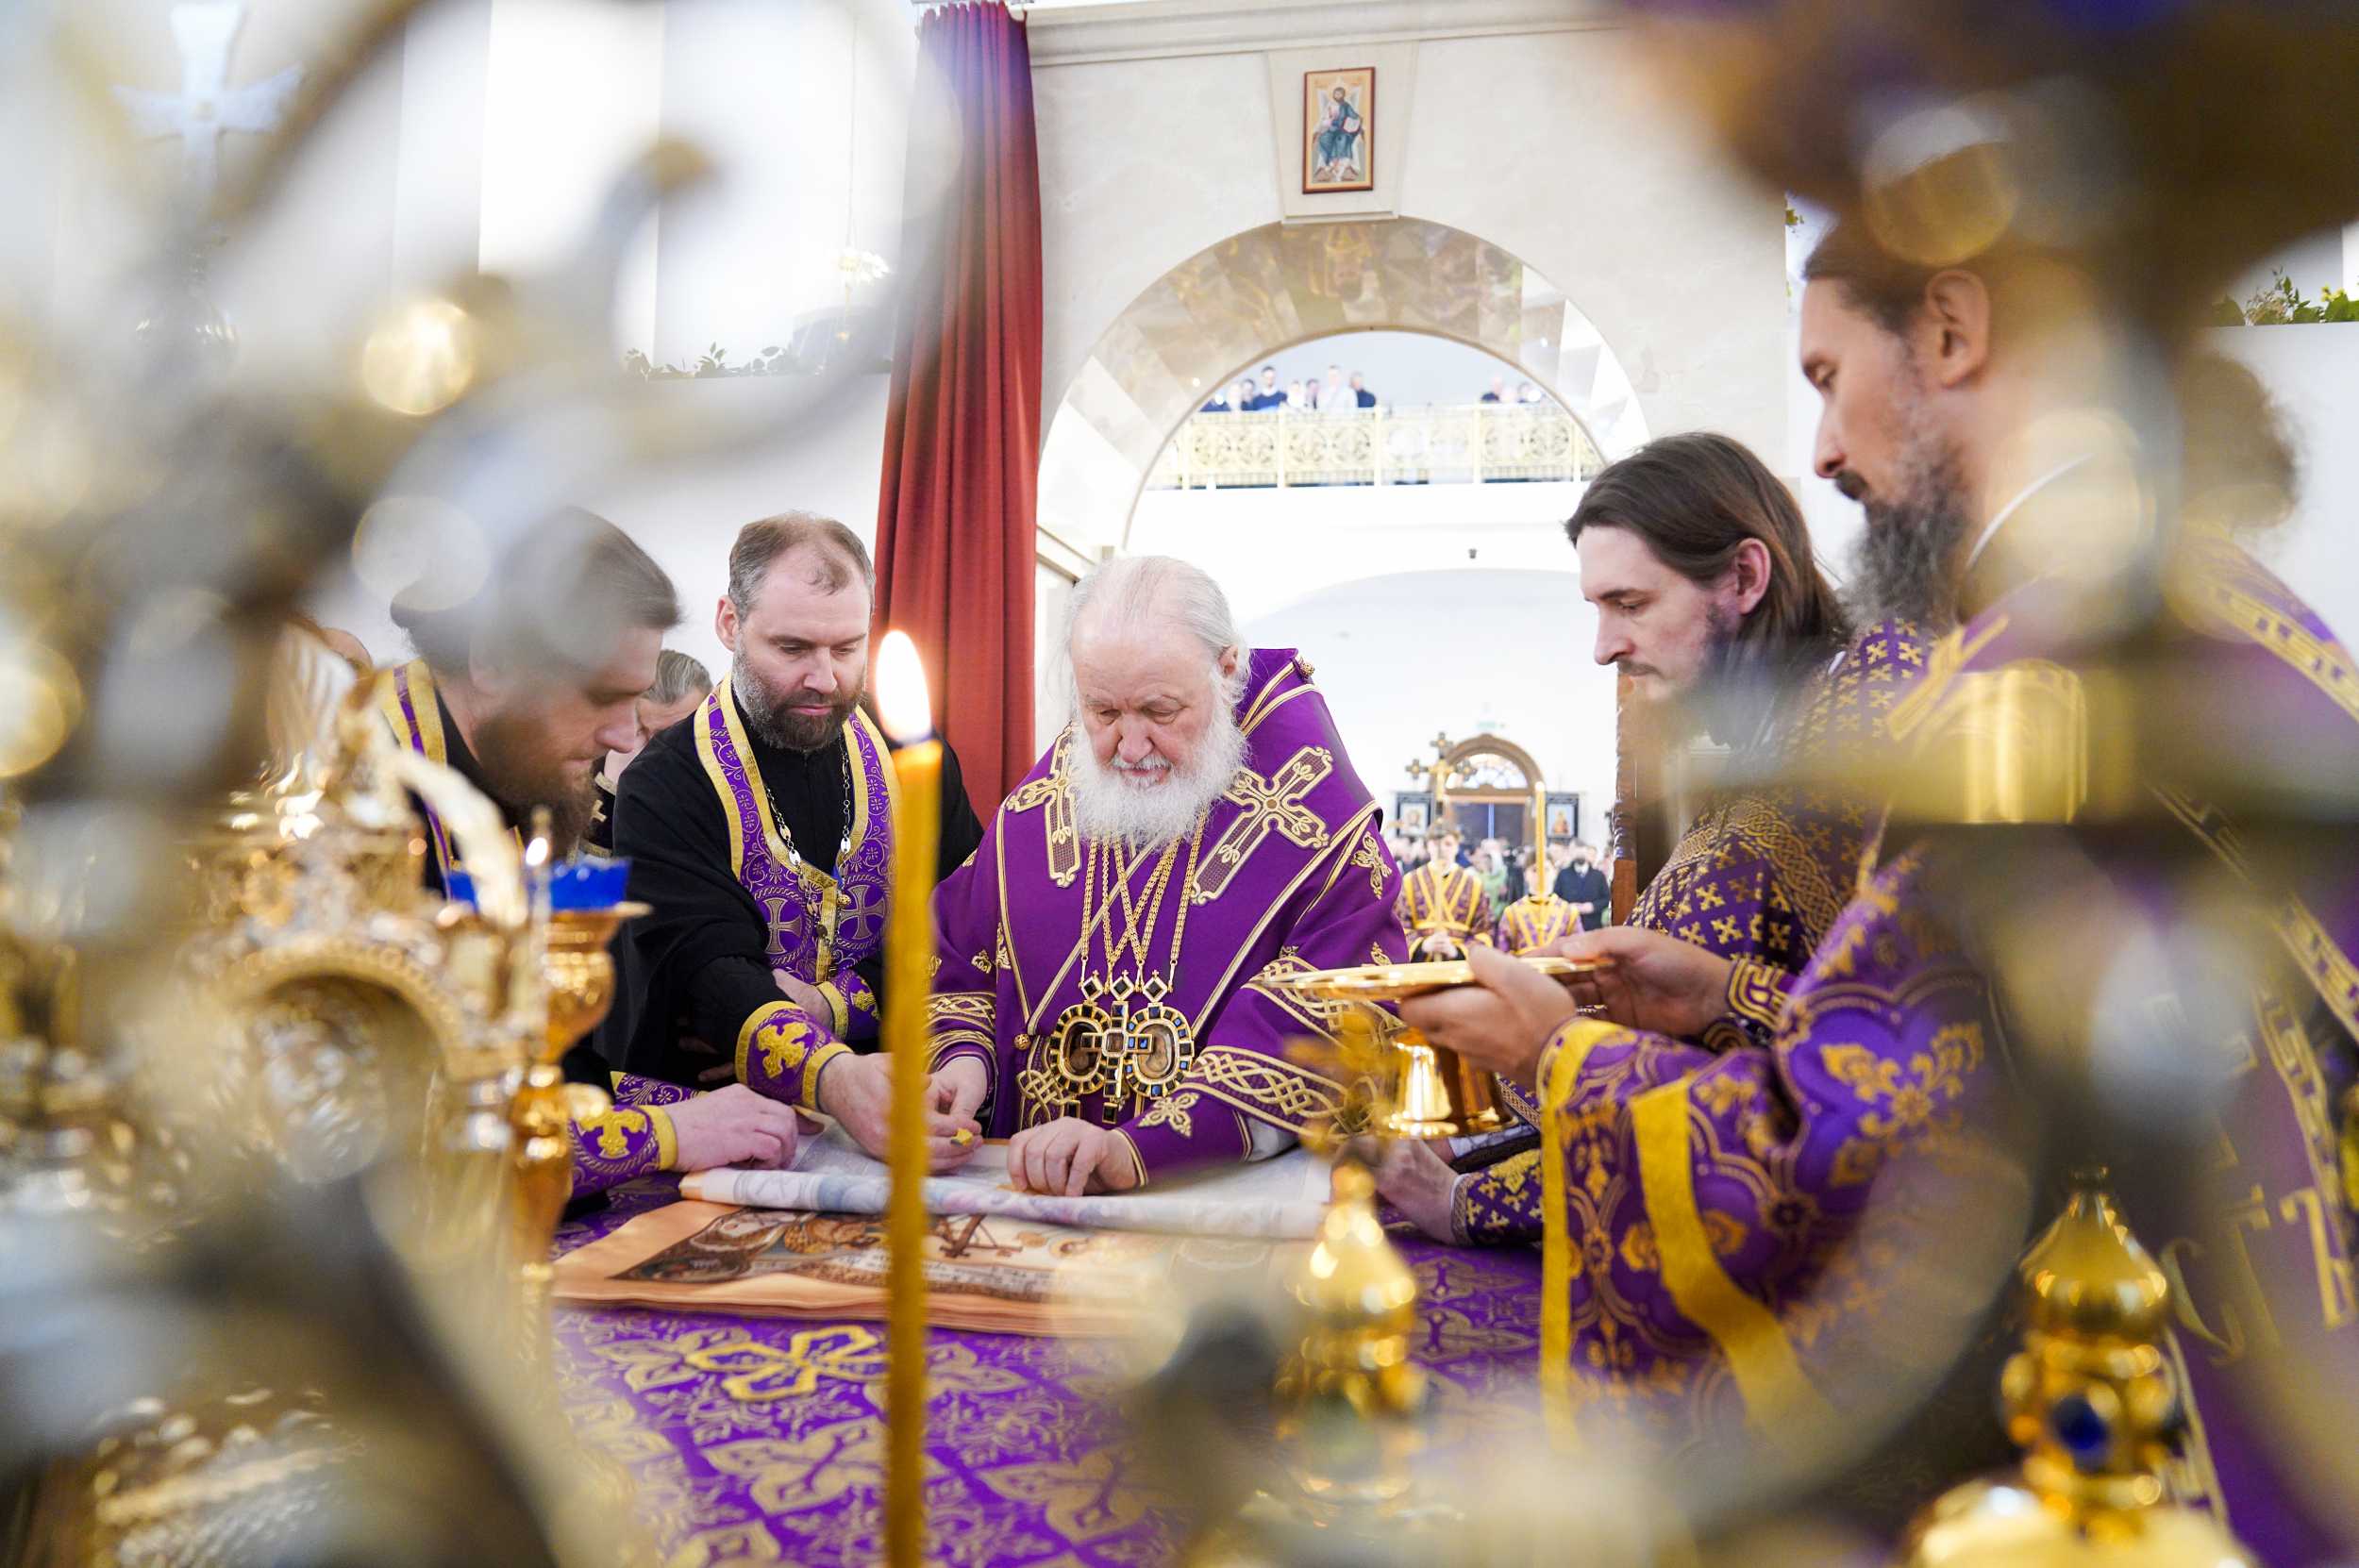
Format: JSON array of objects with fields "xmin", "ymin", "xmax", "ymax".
[{"xmin": 614, "ymin": 514, "xmax": 986, "ymax": 1162}]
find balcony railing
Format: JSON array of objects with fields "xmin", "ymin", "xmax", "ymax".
[{"xmin": 1146, "ymin": 404, "xmax": 1607, "ymax": 490}]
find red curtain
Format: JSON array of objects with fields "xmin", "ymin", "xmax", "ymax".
[{"xmin": 875, "ymin": 1, "xmax": 1044, "ymax": 815}]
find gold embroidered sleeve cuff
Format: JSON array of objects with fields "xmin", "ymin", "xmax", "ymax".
[
  {"xmin": 735, "ymin": 1001, "xmax": 848, "ymax": 1112},
  {"xmin": 1117, "ymin": 1090, "xmax": 1249, "ymax": 1183},
  {"xmin": 1720, "ymin": 957, "xmax": 1795, "ymax": 1036},
  {"xmin": 816, "ymin": 975, "xmax": 882, "ymax": 1042},
  {"xmin": 569, "ymin": 1104, "xmax": 675, "ymax": 1196},
  {"xmin": 1497, "ymin": 1075, "xmax": 1543, "ymax": 1129},
  {"xmin": 610, "ymin": 1072, "xmax": 694, "ymax": 1109},
  {"xmin": 1450, "ymin": 1152, "xmax": 1546, "ymax": 1248}
]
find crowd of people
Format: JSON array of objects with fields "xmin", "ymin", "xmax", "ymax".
[
  {"xmin": 1386, "ymin": 830, "xmax": 1610, "ymax": 931},
  {"xmin": 1197, "ymin": 363, "xmax": 1557, "ymax": 415},
  {"xmin": 1201, "ymin": 362, "xmax": 1380, "ymax": 413}
]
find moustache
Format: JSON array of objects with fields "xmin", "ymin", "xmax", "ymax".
[
  {"xmin": 1832, "ymin": 469, "xmax": 1869, "ymax": 502},
  {"xmin": 1614, "ymin": 659, "xmax": 1660, "ymax": 680}
]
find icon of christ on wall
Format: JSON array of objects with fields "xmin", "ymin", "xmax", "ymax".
[{"xmin": 1303, "ymin": 68, "xmax": 1374, "ymax": 193}]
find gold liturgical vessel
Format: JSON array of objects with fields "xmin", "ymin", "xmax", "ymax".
[
  {"xmin": 1899, "ymin": 1171, "xmax": 2254, "ymax": 1568},
  {"xmin": 512, "ymin": 859, "xmax": 647, "ymax": 1331},
  {"xmin": 1263, "ymin": 955, "xmax": 1604, "ymax": 1141}
]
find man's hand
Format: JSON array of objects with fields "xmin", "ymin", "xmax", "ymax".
[
  {"xmin": 667, "ymin": 1084, "xmax": 811, "ymax": 1173},
  {"xmin": 1417, "ymin": 932, "xmax": 1464, "ymax": 961},
  {"xmin": 1006, "ymin": 1117, "xmax": 1141, "ymax": 1197},
  {"xmin": 1373, "ymin": 1137, "xmax": 1459, "ymax": 1243},
  {"xmin": 929, "ymin": 1057, "xmax": 989, "ymax": 1125},
  {"xmin": 813, "ymin": 1053, "xmax": 981, "ymax": 1173},
  {"xmin": 1399, "ymin": 941, "xmax": 1578, "ymax": 1087},
  {"xmin": 1537, "ymin": 926, "xmax": 1733, "ymax": 1040},
  {"xmin": 774, "ymin": 969, "xmax": 831, "ymax": 1020}
]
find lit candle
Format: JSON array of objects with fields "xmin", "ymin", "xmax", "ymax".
[{"xmin": 874, "ymin": 628, "xmax": 940, "ymax": 1568}]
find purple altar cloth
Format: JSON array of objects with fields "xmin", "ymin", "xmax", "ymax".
[{"xmin": 553, "ymin": 1177, "xmax": 1543, "ymax": 1566}]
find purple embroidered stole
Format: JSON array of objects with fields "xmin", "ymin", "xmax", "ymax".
[
  {"xmin": 691, "ymin": 678, "xmax": 896, "ymax": 1106},
  {"xmin": 377, "ymin": 659, "xmax": 467, "ymax": 884}
]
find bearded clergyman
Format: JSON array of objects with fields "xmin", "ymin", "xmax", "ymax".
[
  {"xmin": 922, "ymin": 555, "xmax": 1408, "ymax": 1196},
  {"xmin": 614, "ymin": 514, "xmax": 985, "ymax": 1162}
]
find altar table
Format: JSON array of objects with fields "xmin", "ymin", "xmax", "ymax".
[{"xmin": 553, "ymin": 1176, "xmax": 1545, "ymax": 1567}]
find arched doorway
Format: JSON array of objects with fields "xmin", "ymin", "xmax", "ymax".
[
  {"xmin": 1037, "ymin": 216, "xmax": 1651, "ymax": 571},
  {"xmin": 1031, "ymin": 217, "xmax": 1648, "ymax": 746}
]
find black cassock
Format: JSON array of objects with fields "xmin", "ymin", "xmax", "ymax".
[{"xmin": 611, "ymin": 709, "xmax": 985, "ymax": 1089}]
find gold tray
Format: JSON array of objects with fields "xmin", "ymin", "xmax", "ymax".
[{"xmin": 1258, "ymin": 955, "xmax": 1611, "ymax": 1002}]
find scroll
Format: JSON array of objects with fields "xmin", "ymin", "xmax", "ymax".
[
  {"xmin": 550, "ymin": 1129, "xmax": 1330, "ymax": 1336},
  {"xmin": 683, "ymin": 1126, "xmax": 1332, "ymax": 1239}
]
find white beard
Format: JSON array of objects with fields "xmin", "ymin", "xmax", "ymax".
[{"xmin": 1069, "ymin": 708, "xmax": 1247, "ymax": 851}]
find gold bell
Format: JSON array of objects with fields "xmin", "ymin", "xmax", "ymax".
[{"xmin": 1382, "ymin": 1027, "xmax": 1505, "ymax": 1140}]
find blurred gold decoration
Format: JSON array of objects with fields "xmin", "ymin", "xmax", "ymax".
[
  {"xmin": 187, "ymin": 645, "xmax": 534, "ymax": 1196},
  {"xmin": 359, "ymin": 296, "xmax": 479, "ymax": 418},
  {"xmin": 1897, "ymin": 1173, "xmax": 2254, "ymax": 1568},
  {"xmin": 1273, "ymin": 1158, "xmax": 1425, "ymax": 1512},
  {"xmin": 1624, "ymin": 3, "xmax": 2359, "ymax": 325}
]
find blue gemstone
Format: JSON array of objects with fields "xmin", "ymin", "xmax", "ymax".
[{"xmin": 2050, "ymin": 1393, "xmax": 2112, "ymax": 1469}]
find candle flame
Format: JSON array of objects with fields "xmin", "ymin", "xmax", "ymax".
[{"xmin": 876, "ymin": 630, "xmax": 933, "ymax": 744}]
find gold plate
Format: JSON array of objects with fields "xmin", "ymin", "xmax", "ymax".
[{"xmin": 1259, "ymin": 955, "xmax": 1612, "ymax": 1002}]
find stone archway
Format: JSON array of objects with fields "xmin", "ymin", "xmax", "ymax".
[{"xmin": 1034, "ymin": 216, "xmax": 1650, "ymax": 563}]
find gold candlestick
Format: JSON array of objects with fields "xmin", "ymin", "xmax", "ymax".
[
  {"xmin": 875, "ymin": 629, "xmax": 942, "ymax": 1568},
  {"xmin": 514, "ymin": 899, "xmax": 646, "ymax": 1327}
]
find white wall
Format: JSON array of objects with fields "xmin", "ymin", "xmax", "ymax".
[
  {"xmin": 1128, "ymin": 480, "xmax": 1585, "ymax": 624},
  {"xmin": 2214, "ymin": 325, "xmax": 2359, "ymax": 648},
  {"xmin": 1239, "ymin": 569, "xmax": 1616, "ymax": 826},
  {"xmin": 1126, "ymin": 479, "xmax": 1614, "ymax": 807},
  {"xmin": 479, "ymin": 0, "xmax": 666, "ymax": 354},
  {"xmin": 1029, "ymin": 19, "xmax": 1786, "ymax": 464},
  {"xmin": 309, "ymin": 375, "xmax": 895, "ymax": 679}
]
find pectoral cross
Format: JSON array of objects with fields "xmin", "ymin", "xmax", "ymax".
[
  {"xmin": 1192, "ymin": 745, "xmax": 1333, "ymax": 902},
  {"xmin": 1096, "ymin": 974, "xmax": 1193, "ymax": 1103},
  {"xmin": 112, "ymin": 3, "xmax": 306, "ymax": 214}
]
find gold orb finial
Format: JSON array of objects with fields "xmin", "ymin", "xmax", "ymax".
[{"xmin": 1896, "ymin": 1173, "xmax": 2252, "ymax": 1568}]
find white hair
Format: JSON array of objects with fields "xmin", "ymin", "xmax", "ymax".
[
  {"xmin": 1060, "ymin": 555, "xmax": 1243, "ymax": 719},
  {"xmin": 1061, "ymin": 556, "xmax": 1248, "ymax": 850}
]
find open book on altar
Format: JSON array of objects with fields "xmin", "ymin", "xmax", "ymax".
[{"xmin": 550, "ymin": 1129, "xmax": 1333, "ymax": 1336}]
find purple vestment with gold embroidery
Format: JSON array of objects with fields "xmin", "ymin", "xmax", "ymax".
[
  {"xmin": 1515, "ymin": 536, "xmax": 2359, "ymax": 1560},
  {"xmin": 672, "ymin": 679, "xmax": 899, "ymax": 1111},
  {"xmin": 1882, "ymin": 529, "xmax": 2359, "ymax": 1564},
  {"xmin": 1453, "ymin": 621, "xmax": 1935, "ymax": 1246},
  {"xmin": 927, "ymin": 650, "xmax": 1408, "ymax": 1185}
]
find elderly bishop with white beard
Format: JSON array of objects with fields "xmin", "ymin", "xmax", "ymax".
[{"xmin": 926, "ymin": 557, "xmax": 1408, "ymax": 1195}]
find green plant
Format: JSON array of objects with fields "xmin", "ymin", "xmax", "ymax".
[{"xmin": 2226, "ymin": 268, "xmax": 2359, "ymax": 325}]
